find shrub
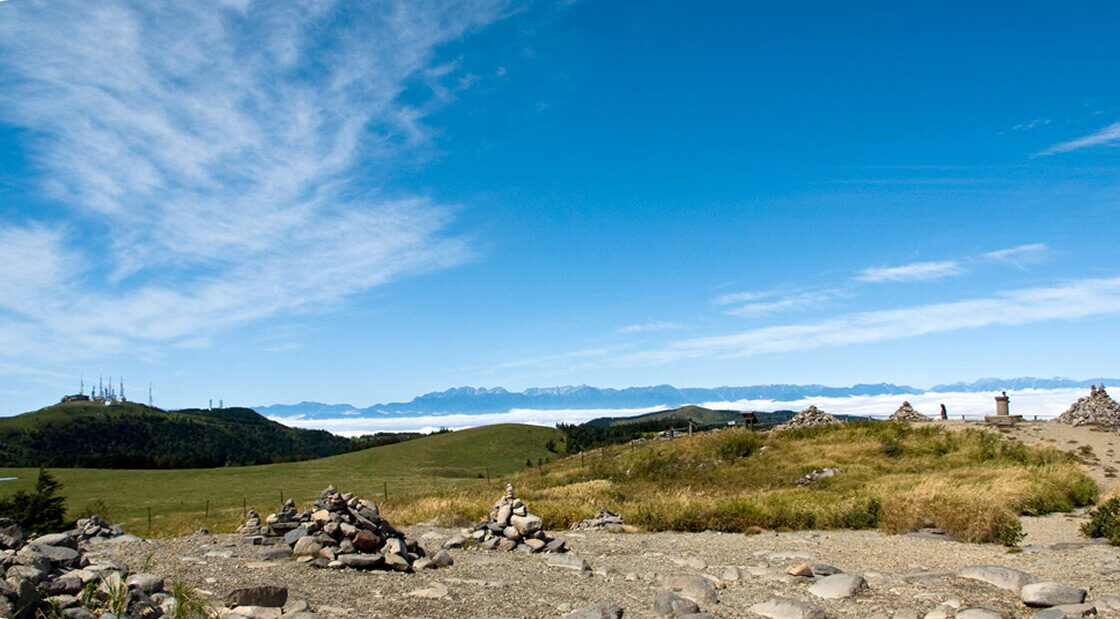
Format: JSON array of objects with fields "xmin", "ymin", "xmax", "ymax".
[
  {"xmin": 717, "ymin": 431, "xmax": 763, "ymax": 460},
  {"xmin": 0, "ymin": 467, "xmax": 67, "ymax": 534},
  {"xmin": 1082, "ymin": 497, "xmax": 1120, "ymax": 544}
]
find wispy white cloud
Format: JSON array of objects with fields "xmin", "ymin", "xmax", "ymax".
[
  {"xmin": 617, "ymin": 321, "xmax": 685, "ymax": 334},
  {"xmin": 855, "ymin": 260, "xmax": 964, "ymax": 283},
  {"xmin": 1036, "ymin": 122, "xmax": 1120, "ymax": 156},
  {"xmin": 982, "ymin": 243, "xmax": 1049, "ymax": 266},
  {"xmin": 712, "ymin": 289, "xmax": 778, "ymax": 306},
  {"xmin": 724, "ymin": 290, "xmax": 840, "ymax": 318},
  {"xmin": 624, "ymin": 277, "xmax": 1120, "ymax": 364},
  {"xmin": 0, "ymin": 0, "xmax": 510, "ymax": 358}
]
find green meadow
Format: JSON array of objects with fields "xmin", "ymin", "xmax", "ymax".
[{"xmin": 0, "ymin": 424, "xmax": 564, "ymax": 537}]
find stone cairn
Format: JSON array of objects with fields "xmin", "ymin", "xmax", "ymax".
[
  {"xmin": 238, "ymin": 485, "xmax": 452, "ymax": 572},
  {"xmin": 888, "ymin": 401, "xmax": 930, "ymax": 423},
  {"xmin": 1055, "ymin": 384, "xmax": 1120, "ymax": 427},
  {"xmin": 775, "ymin": 405, "xmax": 841, "ymax": 431},
  {"xmin": 0, "ymin": 516, "xmax": 178, "ymax": 618},
  {"xmin": 570, "ymin": 509, "xmax": 625, "ymax": 532},
  {"xmin": 449, "ymin": 484, "xmax": 568, "ymax": 554}
]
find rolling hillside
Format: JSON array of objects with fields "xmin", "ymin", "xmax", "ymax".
[
  {"xmin": 0, "ymin": 401, "xmax": 351, "ymax": 468},
  {"xmin": 0, "ymin": 423, "xmax": 565, "ymax": 536},
  {"xmin": 586, "ymin": 405, "xmax": 743, "ymax": 427}
]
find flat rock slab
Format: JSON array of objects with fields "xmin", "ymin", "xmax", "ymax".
[
  {"xmin": 807, "ymin": 573, "xmax": 867, "ymax": 599},
  {"xmin": 957, "ymin": 565, "xmax": 1033, "ymax": 593},
  {"xmin": 749, "ymin": 595, "xmax": 827, "ymax": 619},
  {"xmin": 226, "ymin": 585, "xmax": 288, "ymax": 608},
  {"xmin": 1020, "ymin": 582, "xmax": 1087, "ymax": 607},
  {"xmin": 407, "ymin": 582, "xmax": 451, "ymax": 599},
  {"xmin": 1031, "ymin": 604, "xmax": 1097, "ymax": 619},
  {"xmin": 562, "ymin": 601, "xmax": 624, "ymax": 619},
  {"xmin": 547, "ymin": 553, "xmax": 590, "ymax": 571},
  {"xmin": 955, "ymin": 608, "xmax": 1010, "ymax": 619}
]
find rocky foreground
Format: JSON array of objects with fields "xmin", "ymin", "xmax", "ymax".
[{"xmin": 100, "ymin": 513, "xmax": 1120, "ymax": 619}]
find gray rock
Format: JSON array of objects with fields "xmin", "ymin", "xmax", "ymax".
[
  {"xmin": 955, "ymin": 608, "xmax": 1010, "ymax": 619},
  {"xmin": 1021, "ymin": 582, "xmax": 1087, "ymax": 607},
  {"xmin": 431, "ymin": 549, "xmax": 454, "ymax": 567},
  {"xmin": 546, "ymin": 538, "xmax": 568, "ymax": 553},
  {"xmin": 382, "ymin": 537, "xmax": 406, "ymax": 556},
  {"xmin": 562, "ymin": 601, "xmax": 624, "ymax": 619},
  {"xmin": 957, "ymin": 565, "xmax": 1033, "ymax": 593},
  {"xmin": 807, "ymin": 573, "xmax": 867, "ymax": 599},
  {"xmin": 14, "ymin": 578, "xmax": 40, "ymax": 619},
  {"xmin": 62, "ymin": 607, "xmax": 94, "ymax": 619},
  {"xmin": 7, "ymin": 564, "xmax": 47, "ymax": 584},
  {"xmin": 1048, "ymin": 604, "xmax": 1097, "ymax": 617},
  {"xmin": 0, "ymin": 598, "xmax": 11, "ymax": 619},
  {"xmin": 15, "ymin": 545, "xmax": 50, "ymax": 572},
  {"xmin": 442, "ymin": 534, "xmax": 468, "ymax": 549},
  {"xmin": 653, "ymin": 591, "xmax": 699, "ymax": 617},
  {"xmin": 42, "ymin": 575, "xmax": 83, "ymax": 596},
  {"xmin": 225, "ymin": 585, "xmax": 288, "ymax": 608},
  {"xmin": 810, "ymin": 563, "xmax": 841, "ymax": 576},
  {"xmin": 283, "ymin": 526, "xmax": 308, "ymax": 546},
  {"xmin": 547, "ymin": 553, "xmax": 590, "ymax": 571},
  {"xmin": 510, "ymin": 513, "xmax": 543, "ymax": 535},
  {"xmin": 292, "ymin": 536, "xmax": 322, "ymax": 557},
  {"xmin": 748, "ymin": 595, "xmax": 827, "ymax": 619},
  {"xmin": 258, "ymin": 547, "xmax": 291, "ymax": 561},
  {"xmin": 32, "ymin": 533, "xmax": 76, "ymax": 549},
  {"xmin": 721, "ymin": 567, "xmax": 741, "ymax": 581},
  {"xmin": 126, "ymin": 573, "xmax": 164, "ymax": 594},
  {"xmin": 338, "ymin": 553, "xmax": 384, "ymax": 570},
  {"xmin": 661, "ymin": 575, "xmax": 717, "ymax": 605},
  {"xmin": 383, "ymin": 552, "xmax": 411, "ymax": 572}
]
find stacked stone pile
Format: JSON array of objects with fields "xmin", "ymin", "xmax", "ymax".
[
  {"xmin": 454, "ymin": 484, "xmax": 568, "ymax": 554},
  {"xmin": 570, "ymin": 509, "xmax": 625, "ymax": 532},
  {"xmin": 888, "ymin": 401, "xmax": 929, "ymax": 423},
  {"xmin": 240, "ymin": 485, "xmax": 448, "ymax": 572},
  {"xmin": 1055, "ymin": 384, "xmax": 1120, "ymax": 427},
  {"xmin": 0, "ymin": 516, "xmax": 236, "ymax": 618},
  {"xmin": 775, "ymin": 405, "xmax": 841, "ymax": 431}
]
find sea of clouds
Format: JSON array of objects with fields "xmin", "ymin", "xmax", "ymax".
[{"xmin": 270, "ymin": 387, "xmax": 1088, "ymax": 436}]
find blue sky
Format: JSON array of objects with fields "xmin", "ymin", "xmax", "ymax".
[{"xmin": 1, "ymin": 0, "xmax": 1118, "ymax": 414}]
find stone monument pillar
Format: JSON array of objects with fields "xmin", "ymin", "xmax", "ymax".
[
  {"xmin": 995, "ymin": 391, "xmax": 1010, "ymax": 416},
  {"xmin": 986, "ymin": 391, "xmax": 1021, "ymax": 426}
]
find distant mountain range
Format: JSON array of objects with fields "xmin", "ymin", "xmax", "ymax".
[{"xmin": 256, "ymin": 377, "xmax": 1118, "ymax": 420}]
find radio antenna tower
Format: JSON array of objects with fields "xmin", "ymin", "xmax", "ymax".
[{"xmin": 148, "ymin": 383, "xmax": 153, "ymax": 407}]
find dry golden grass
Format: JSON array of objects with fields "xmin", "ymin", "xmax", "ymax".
[{"xmin": 381, "ymin": 422, "xmax": 1097, "ymax": 544}]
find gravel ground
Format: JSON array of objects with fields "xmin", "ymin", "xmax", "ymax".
[{"xmin": 98, "ymin": 521, "xmax": 1120, "ymax": 618}]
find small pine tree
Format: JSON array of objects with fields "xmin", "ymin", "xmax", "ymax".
[{"xmin": 0, "ymin": 467, "xmax": 67, "ymax": 534}]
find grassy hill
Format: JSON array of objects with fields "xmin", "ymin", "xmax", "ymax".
[
  {"xmin": 586, "ymin": 405, "xmax": 743, "ymax": 427},
  {"xmin": 0, "ymin": 401, "xmax": 351, "ymax": 468},
  {"xmin": 389, "ymin": 422, "xmax": 1098, "ymax": 545},
  {"xmin": 0, "ymin": 423, "xmax": 564, "ymax": 536}
]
